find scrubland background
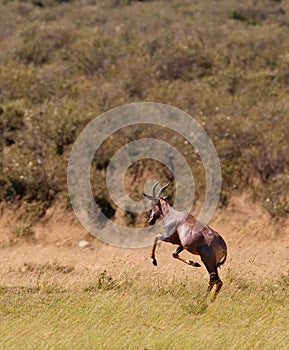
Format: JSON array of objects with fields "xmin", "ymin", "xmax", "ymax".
[{"xmin": 0, "ymin": 0, "xmax": 288, "ymax": 349}]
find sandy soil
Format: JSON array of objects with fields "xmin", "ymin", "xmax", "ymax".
[{"xmin": 1, "ymin": 194, "xmax": 288, "ymax": 286}]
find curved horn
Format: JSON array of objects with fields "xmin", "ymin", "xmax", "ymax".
[
  {"xmin": 152, "ymin": 181, "xmax": 160, "ymax": 197},
  {"xmin": 143, "ymin": 193, "xmax": 158, "ymax": 202},
  {"xmin": 156, "ymin": 183, "xmax": 169, "ymax": 198}
]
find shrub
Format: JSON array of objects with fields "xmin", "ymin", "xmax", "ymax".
[
  {"xmin": 1, "ymin": 0, "xmax": 289, "ymax": 220},
  {"xmin": 15, "ymin": 24, "xmax": 73, "ymax": 65},
  {"xmin": 156, "ymin": 47, "xmax": 214, "ymax": 81},
  {"xmin": 0, "ymin": 102, "xmax": 25, "ymax": 132}
]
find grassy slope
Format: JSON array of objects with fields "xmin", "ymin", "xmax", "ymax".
[{"xmin": 1, "ymin": 273, "xmax": 288, "ymax": 350}]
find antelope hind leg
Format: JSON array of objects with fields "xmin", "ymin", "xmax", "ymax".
[
  {"xmin": 205, "ymin": 272, "xmax": 223, "ymax": 302},
  {"xmin": 211, "ymin": 279, "xmax": 223, "ymax": 302},
  {"xmin": 172, "ymin": 246, "xmax": 201, "ymax": 267}
]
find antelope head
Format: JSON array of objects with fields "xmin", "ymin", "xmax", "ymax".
[{"xmin": 143, "ymin": 181, "xmax": 169, "ymax": 225}]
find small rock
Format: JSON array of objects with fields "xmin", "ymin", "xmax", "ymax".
[{"xmin": 78, "ymin": 240, "xmax": 90, "ymax": 249}]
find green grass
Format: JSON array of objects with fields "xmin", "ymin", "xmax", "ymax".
[{"xmin": 1, "ymin": 272, "xmax": 288, "ymax": 349}]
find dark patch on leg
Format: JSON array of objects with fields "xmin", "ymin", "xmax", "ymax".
[
  {"xmin": 172, "ymin": 245, "xmax": 183, "ymax": 258},
  {"xmin": 151, "ymin": 257, "xmax": 157, "ymax": 266}
]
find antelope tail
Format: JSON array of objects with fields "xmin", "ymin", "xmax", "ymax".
[{"xmin": 216, "ymin": 251, "xmax": 227, "ymax": 268}]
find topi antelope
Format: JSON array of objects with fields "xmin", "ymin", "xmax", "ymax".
[{"xmin": 143, "ymin": 182, "xmax": 227, "ymax": 302}]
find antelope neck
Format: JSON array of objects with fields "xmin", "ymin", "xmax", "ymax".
[{"xmin": 159, "ymin": 199, "xmax": 172, "ymax": 217}]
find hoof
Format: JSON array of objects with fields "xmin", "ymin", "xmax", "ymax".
[
  {"xmin": 151, "ymin": 257, "xmax": 157, "ymax": 266},
  {"xmin": 187, "ymin": 260, "xmax": 201, "ymax": 267}
]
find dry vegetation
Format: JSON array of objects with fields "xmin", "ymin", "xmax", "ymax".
[
  {"xmin": 0, "ymin": 0, "xmax": 289, "ymax": 230},
  {"xmin": 0, "ymin": 264, "xmax": 288, "ymax": 349},
  {"xmin": 0, "ymin": 1, "xmax": 289, "ymax": 348}
]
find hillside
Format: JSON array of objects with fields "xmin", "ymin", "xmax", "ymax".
[{"xmin": 0, "ymin": 0, "xmax": 289, "ymax": 234}]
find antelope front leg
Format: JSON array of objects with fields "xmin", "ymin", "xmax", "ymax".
[
  {"xmin": 151, "ymin": 235, "xmax": 161, "ymax": 266},
  {"xmin": 172, "ymin": 245, "xmax": 201, "ymax": 267}
]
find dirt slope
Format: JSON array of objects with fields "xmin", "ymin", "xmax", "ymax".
[{"xmin": 0, "ymin": 194, "xmax": 288, "ymax": 286}]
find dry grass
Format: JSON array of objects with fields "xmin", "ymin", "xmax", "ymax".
[
  {"xmin": 0, "ymin": 195, "xmax": 288, "ymax": 350},
  {"xmin": 0, "ymin": 269, "xmax": 288, "ymax": 350}
]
